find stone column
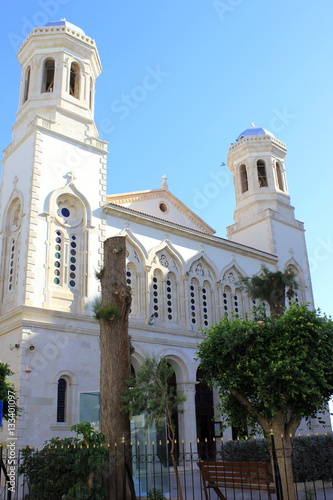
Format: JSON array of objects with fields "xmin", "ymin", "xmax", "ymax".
[{"xmin": 177, "ymin": 381, "xmax": 198, "ymax": 454}]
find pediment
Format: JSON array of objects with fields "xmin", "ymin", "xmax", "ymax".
[{"xmin": 106, "ymin": 188, "xmax": 215, "ymax": 235}]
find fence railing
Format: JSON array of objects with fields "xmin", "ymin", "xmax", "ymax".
[{"xmin": 1, "ymin": 434, "xmax": 333, "ymax": 499}]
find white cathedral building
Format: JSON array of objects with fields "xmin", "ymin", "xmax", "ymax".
[{"xmin": 0, "ymin": 20, "xmax": 327, "ymax": 449}]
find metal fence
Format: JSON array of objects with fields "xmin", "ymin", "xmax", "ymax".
[{"xmin": 1, "ymin": 434, "xmax": 333, "ymax": 499}]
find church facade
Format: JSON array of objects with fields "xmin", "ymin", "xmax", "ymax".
[{"xmin": 0, "ymin": 21, "xmax": 324, "ymax": 449}]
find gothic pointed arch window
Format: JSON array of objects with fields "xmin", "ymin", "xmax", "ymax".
[
  {"xmin": 201, "ymin": 280, "xmax": 212, "ymax": 327},
  {"xmin": 222, "ymin": 285, "xmax": 232, "ymax": 317},
  {"xmin": 240, "ymin": 164, "xmax": 248, "ymax": 193},
  {"xmin": 165, "ymin": 272, "xmax": 177, "ymax": 321},
  {"xmin": 47, "ymin": 192, "xmax": 89, "ymax": 310},
  {"xmin": 187, "ymin": 258, "xmax": 216, "ymax": 329},
  {"xmin": 42, "ymin": 58, "xmax": 55, "ymax": 93},
  {"xmin": 126, "ymin": 262, "xmax": 139, "ymax": 317},
  {"xmin": 220, "ymin": 269, "xmax": 246, "ymax": 318},
  {"xmin": 23, "ymin": 66, "xmax": 31, "ymax": 103},
  {"xmin": 286, "ymin": 264, "xmax": 302, "ymax": 307},
  {"xmin": 276, "ymin": 162, "xmax": 285, "ymax": 191},
  {"xmin": 2, "ymin": 197, "xmax": 22, "ymax": 301},
  {"xmin": 189, "ymin": 278, "xmax": 199, "ymax": 326},
  {"xmin": 69, "ymin": 62, "xmax": 80, "ymax": 99},
  {"xmin": 149, "ymin": 249, "xmax": 182, "ymax": 324},
  {"xmin": 257, "ymin": 159, "xmax": 268, "ymax": 187},
  {"xmin": 151, "ymin": 269, "xmax": 163, "ymax": 320}
]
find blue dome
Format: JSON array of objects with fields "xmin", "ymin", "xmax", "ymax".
[
  {"xmin": 44, "ymin": 20, "xmax": 85, "ymax": 36},
  {"xmin": 236, "ymin": 126, "xmax": 274, "ymax": 141}
]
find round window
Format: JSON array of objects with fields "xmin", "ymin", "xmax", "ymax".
[{"xmin": 159, "ymin": 202, "xmax": 168, "ymax": 213}]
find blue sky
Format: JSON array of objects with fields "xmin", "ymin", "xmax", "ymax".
[{"xmin": 1, "ymin": 1, "xmax": 333, "ymax": 317}]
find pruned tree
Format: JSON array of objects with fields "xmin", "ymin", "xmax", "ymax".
[
  {"xmin": 94, "ymin": 236, "xmax": 134, "ymax": 500},
  {"xmin": 122, "ymin": 355, "xmax": 186, "ymax": 500},
  {"xmin": 196, "ymin": 304, "xmax": 333, "ymax": 500},
  {"xmin": 238, "ymin": 265, "xmax": 298, "ymax": 317}
]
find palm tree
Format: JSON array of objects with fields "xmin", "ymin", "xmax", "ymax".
[{"xmin": 239, "ymin": 265, "xmax": 298, "ymax": 317}]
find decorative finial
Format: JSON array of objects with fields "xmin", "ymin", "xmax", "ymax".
[
  {"xmin": 160, "ymin": 174, "xmax": 168, "ymax": 189},
  {"xmin": 250, "ymin": 122, "xmax": 256, "ymax": 128},
  {"xmin": 65, "ymin": 171, "xmax": 77, "ymax": 185}
]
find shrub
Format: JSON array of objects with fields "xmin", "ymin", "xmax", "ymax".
[
  {"xmin": 220, "ymin": 438, "xmax": 270, "ymax": 462},
  {"xmin": 18, "ymin": 422, "xmax": 108, "ymax": 499},
  {"xmin": 216, "ymin": 434, "xmax": 333, "ymax": 482},
  {"xmin": 292, "ymin": 435, "xmax": 333, "ymax": 482}
]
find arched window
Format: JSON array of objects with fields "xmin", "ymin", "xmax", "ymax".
[
  {"xmin": 165, "ymin": 273, "xmax": 176, "ymax": 321},
  {"xmin": 189, "ymin": 279, "xmax": 199, "ymax": 326},
  {"xmin": 276, "ymin": 162, "xmax": 284, "ymax": 191},
  {"xmin": 240, "ymin": 164, "xmax": 248, "ymax": 193},
  {"xmin": 8, "ymin": 238, "xmax": 17, "ymax": 292},
  {"xmin": 257, "ymin": 160, "xmax": 268, "ymax": 187},
  {"xmin": 53, "ymin": 230, "xmax": 78, "ymax": 289},
  {"xmin": 201, "ymin": 281, "xmax": 212, "ymax": 327},
  {"xmin": 126, "ymin": 263, "xmax": 139, "ymax": 317},
  {"xmin": 23, "ymin": 66, "xmax": 31, "ymax": 103},
  {"xmin": 42, "ymin": 58, "xmax": 55, "ymax": 93},
  {"xmin": 69, "ymin": 62, "xmax": 80, "ymax": 99},
  {"xmin": 222, "ymin": 286, "xmax": 232, "ymax": 317},
  {"xmin": 151, "ymin": 270, "xmax": 162, "ymax": 319},
  {"xmin": 233, "ymin": 288, "xmax": 243, "ymax": 316},
  {"xmin": 57, "ymin": 378, "xmax": 67, "ymax": 422}
]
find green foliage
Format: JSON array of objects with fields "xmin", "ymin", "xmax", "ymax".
[
  {"xmin": 215, "ymin": 435, "xmax": 333, "ymax": 482},
  {"xmin": 92, "ymin": 296, "xmax": 121, "ymax": 323},
  {"xmin": 220, "ymin": 438, "xmax": 270, "ymax": 462},
  {"xmin": 95, "ymin": 267, "xmax": 105, "ymax": 281},
  {"xmin": 0, "ymin": 362, "xmax": 19, "ymax": 420},
  {"xmin": 122, "ymin": 355, "xmax": 186, "ymax": 434},
  {"xmin": 197, "ymin": 304, "xmax": 333, "ymax": 428},
  {"xmin": 292, "ymin": 434, "xmax": 333, "ymax": 482},
  {"xmin": 148, "ymin": 488, "xmax": 166, "ymax": 500},
  {"xmin": 18, "ymin": 422, "xmax": 108, "ymax": 499},
  {"xmin": 238, "ymin": 265, "xmax": 298, "ymax": 317}
]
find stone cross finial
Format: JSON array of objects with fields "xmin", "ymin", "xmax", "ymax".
[
  {"xmin": 65, "ymin": 171, "xmax": 77, "ymax": 185},
  {"xmin": 160, "ymin": 174, "xmax": 168, "ymax": 189}
]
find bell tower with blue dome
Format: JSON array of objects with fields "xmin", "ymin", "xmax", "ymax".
[
  {"xmin": 0, "ymin": 20, "xmax": 108, "ymax": 316},
  {"xmin": 227, "ymin": 124, "xmax": 314, "ymax": 306}
]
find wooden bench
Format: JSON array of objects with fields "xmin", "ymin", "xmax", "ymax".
[{"xmin": 197, "ymin": 461, "xmax": 275, "ymax": 500}]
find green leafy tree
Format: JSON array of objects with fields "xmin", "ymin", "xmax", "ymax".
[
  {"xmin": 18, "ymin": 422, "xmax": 108, "ymax": 499},
  {"xmin": 196, "ymin": 304, "xmax": 333, "ymax": 500},
  {"xmin": 0, "ymin": 362, "xmax": 19, "ymax": 420},
  {"xmin": 122, "ymin": 355, "xmax": 186, "ymax": 500},
  {"xmin": 238, "ymin": 265, "xmax": 298, "ymax": 317}
]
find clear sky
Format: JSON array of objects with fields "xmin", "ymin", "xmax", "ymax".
[{"xmin": 1, "ymin": 1, "xmax": 332, "ymax": 317}]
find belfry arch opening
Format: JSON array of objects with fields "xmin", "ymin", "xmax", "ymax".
[
  {"xmin": 240, "ymin": 164, "xmax": 248, "ymax": 193},
  {"xmin": 69, "ymin": 62, "xmax": 80, "ymax": 98},
  {"xmin": 276, "ymin": 161, "xmax": 284, "ymax": 191},
  {"xmin": 257, "ymin": 159, "xmax": 268, "ymax": 187},
  {"xmin": 23, "ymin": 66, "xmax": 31, "ymax": 103},
  {"xmin": 42, "ymin": 58, "xmax": 55, "ymax": 93}
]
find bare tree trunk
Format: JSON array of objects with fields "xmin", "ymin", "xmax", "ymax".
[
  {"xmin": 260, "ymin": 415, "xmax": 297, "ymax": 500},
  {"xmin": 99, "ymin": 236, "xmax": 133, "ymax": 500}
]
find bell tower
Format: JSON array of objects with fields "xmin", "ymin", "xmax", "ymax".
[
  {"xmin": 0, "ymin": 20, "xmax": 108, "ymax": 315},
  {"xmin": 227, "ymin": 125, "xmax": 313, "ymax": 305},
  {"xmin": 15, "ymin": 19, "xmax": 101, "ymax": 142}
]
